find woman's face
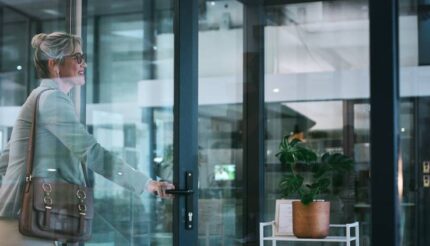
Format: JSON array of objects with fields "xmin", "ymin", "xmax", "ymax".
[{"xmin": 58, "ymin": 45, "xmax": 86, "ymax": 86}]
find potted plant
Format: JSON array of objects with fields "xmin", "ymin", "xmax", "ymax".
[{"xmin": 276, "ymin": 136, "xmax": 353, "ymax": 238}]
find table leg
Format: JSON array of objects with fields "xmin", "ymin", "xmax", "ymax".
[
  {"xmin": 259, "ymin": 223, "xmax": 263, "ymax": 246},
  {"xmin": 355, "ymin": 223, "xmax": 360, "ymax": 246}
]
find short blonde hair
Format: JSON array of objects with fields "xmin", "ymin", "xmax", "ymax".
[{"xmin": 31, "ymin": 32, "xmax": 81, "ymax": 78}]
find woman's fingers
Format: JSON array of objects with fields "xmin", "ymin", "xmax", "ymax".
[
  {"xmin": 159, "ymin": 182, "xmax": 175, "ymax": 198},
  {"xmin": 149, "ymin": 180, "xmax": 175, "ymax": 198}
]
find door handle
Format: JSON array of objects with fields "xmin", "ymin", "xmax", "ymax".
[
  {"xmin": 166, "ymin": 189, "xmax": 194, "ymax": 195},
  {"xmin": 167, "ymin": 171, "xmax": 194, "ymax": 230}
]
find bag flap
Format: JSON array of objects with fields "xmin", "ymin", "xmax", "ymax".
[{"xmin": 32, "ymin": 178, "xmax": 94, "ymax": 219}]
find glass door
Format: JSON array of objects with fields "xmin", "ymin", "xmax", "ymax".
[
  {"xmin": 83, "ymin": 0, "xmax": 201, "ymax": 245},
  {"xmin": 197, "ymin": 1, "xmax": 245, "ymax": 245},
  {"xmin": 83, "ymin": 0, "xmax": 177, "ymax": 244}
]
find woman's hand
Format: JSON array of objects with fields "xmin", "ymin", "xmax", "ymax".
[{"xmin": 147, "ymin": 180, "xmax": 175, "ymax": 198}]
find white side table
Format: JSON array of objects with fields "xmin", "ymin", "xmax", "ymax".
[{"xmin": 260, "ymin": 221, "xmax": 359, "ymax": 245}]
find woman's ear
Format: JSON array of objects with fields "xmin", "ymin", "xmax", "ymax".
[{"xmin": 47, "ymin": 59, "xmax": 59, "ymax": 78}]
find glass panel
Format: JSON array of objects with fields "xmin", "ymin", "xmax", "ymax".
[
  {"xmin": 84, "ymin": 0, "xmax": 174, "ymax": 245},
  {"xmin": 0, "ymin": 1, "xmax": 66, "ymax": 180},
  {"xmin": 198, "ymin": 0, "xmax": 244, "ymax": 245},
  {"xmin": 399, "ymin": 0, "xmax": 426, "ymax": 245},
  {"xmin": 264, "ymin": 0, "xmax": 371, "ymax": 244}
]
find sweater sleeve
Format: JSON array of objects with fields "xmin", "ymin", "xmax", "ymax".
[{"xmin": 38, "ymin": 90, "xmax": 151, "ymax": 194}]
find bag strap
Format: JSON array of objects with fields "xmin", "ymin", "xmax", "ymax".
[{"xmin": 24, "ymin": 89, "xmax": 90, "ymax": 192}]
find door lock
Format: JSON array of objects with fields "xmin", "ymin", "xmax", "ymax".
[
  {"xmin": 423, "ymin": 161, "xmax": 430, "ymax": 174},
  {"xmin": 424, "ymin": 175, "xmax": 430, "ymax": 188},
  {"xmin": 188, "ymin": 212, "xmax": 193, "ymax": 223},
  {"xmin": 166, "ymin": 171, "xmax": 194, "ymax": 230}
]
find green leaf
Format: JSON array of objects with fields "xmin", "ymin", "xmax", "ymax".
[
  {"xmin": 289, "ymin": 138, "xmax": 302, "ymax": 146},
  {"xmin": 301, "ymin": 193, "xmax": 314, "ymax": 205},
  {"xmin": 321, "ymin": 153, "xmax": 354, "ymax": 174},
  {"xmin": 276, "ymin": 137, "xmax": 317, "ymax": 165},
  {"xmin": 321, "ymin": 152, "xmax": 330, "ymax": 162},
  {"xmin": 279, "ymin": 175, "xmax": 304, "ymax": 198},
  {"xmin": 317, "ymin": 178, "xmax": 330, "ymax": 192},
  {"xmin": 312, "ymin": 164, "xmax": 330, "ymax": 179}
]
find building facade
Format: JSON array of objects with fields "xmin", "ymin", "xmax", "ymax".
[{"xmin": 0, "ymin": 0, "xmax": 428, "ymax": 245}]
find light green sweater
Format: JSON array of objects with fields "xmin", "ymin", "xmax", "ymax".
[{"xmin": 0, "ymin": 79, "xmax": 150, "ymax": 218}]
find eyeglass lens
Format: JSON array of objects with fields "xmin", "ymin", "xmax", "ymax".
[
  {"xmin": 71, "ymin": 53, "xmax": 85, "ymax": 64},
  {"xmin": 76, "ymin": 53, "xmax": 85, "ymax": 64}
]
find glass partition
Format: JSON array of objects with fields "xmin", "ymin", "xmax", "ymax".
[
  {"xmin": 198, "ymin": 0, "xmax": 244, "ymax": 245},
  {"xmin": 0, "ymin": 1, "xmax": 66, "ymax": 162},
  {"xmin": 399, "ymin": 0, "xmax": 429, "ymax": 245},
  {"xmin": 263, "ymin": 1, "xmax": 371, "ymax": 244},
  {"xmin": 84, "ymin": 0, "xmax": 174, "ymax": 244}
]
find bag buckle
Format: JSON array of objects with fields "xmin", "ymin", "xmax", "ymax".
[
  {"xmin": 25, "ymin": 175, "xmax": 32, "ymax": 182},
  {"xmin": 78, "ymin": 204, "xmax": 87, "ymax": 215}
]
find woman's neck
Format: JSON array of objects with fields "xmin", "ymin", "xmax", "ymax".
[{"xmin": 53, "ymin": 78, "xmax": 73, "ymax": 94}]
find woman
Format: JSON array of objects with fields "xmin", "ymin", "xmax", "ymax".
[{"xmin": 0, "ymin": 32, "xmax": 173, "ymax": 245}]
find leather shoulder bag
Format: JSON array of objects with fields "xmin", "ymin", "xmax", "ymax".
[{"xmin": 19, "ymin": 89, "xmax": 94, "ymax": 242}]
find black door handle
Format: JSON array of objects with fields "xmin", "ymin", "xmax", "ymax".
[
  {"xmin": 169, "ymin": 171, "xmax": 194, "ymax": 230},
  {"xmin": 166, "ymin": 189, "xmax": 194, "ymax": 195}
]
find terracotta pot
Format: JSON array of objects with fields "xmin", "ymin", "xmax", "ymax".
[{"xmin": 292, "ymin": 201, "xmax": 330, "ymax": 238}]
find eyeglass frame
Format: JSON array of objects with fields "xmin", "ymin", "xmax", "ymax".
[{"xmin": 64, "ymin": 53, "xmax": 86, "ymax": 65}]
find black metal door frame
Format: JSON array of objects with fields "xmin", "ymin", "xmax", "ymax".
[{"xmin": 172, "ymin": 0, "xmax": 199, "ymax": 245}]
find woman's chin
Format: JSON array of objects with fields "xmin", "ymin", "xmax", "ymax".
[
  {"xmin": 72, "ymin": 76, "xmax": 86, "ymax": 86},
  {"xmin": 77, "ymin": 77, "xmax": 86, "ymax": 86}
]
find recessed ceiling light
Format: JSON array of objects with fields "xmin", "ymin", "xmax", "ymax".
[
  {"xmin": 42, "ymin": 9, "xmax": 61, "ymax": 16},
  {"xmin": 112, "ymin": 30, "xmax": 144, "ymax": 38}
]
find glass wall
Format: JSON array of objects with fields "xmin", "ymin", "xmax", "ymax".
[
  {"xmin": 0, "ymin": 1, "xmax": 66, "ymax": 173},
  {"xmin": 263, "ymin": 0, "xmax": 371, "ymax": 244},
  {"xmin": 0, "ymin": 0, "xmax": 175, "ymax": 245},
  {"xmin": 84, "ymin": 0, "xmax": 174, "ymax": 245},
  {"xmin": 399, "ymin": 0, "xmax": 429, "ymax": 245},
  {"xmin": 198, "ymin": 0, "xmax": 244, "ymax": 244},
  {"xmin": 1, "ymin": 0, "xmax": 429, "ymax": 245}
]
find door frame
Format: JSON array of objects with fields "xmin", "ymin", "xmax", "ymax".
[{"xmin": 172, "ymin": 0, "xmax": 199, "ymax": 245}]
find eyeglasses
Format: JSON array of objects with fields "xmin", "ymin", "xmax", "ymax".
[{"xmin": 65, "ymin": 53, "xmax": 86, "ymax": 64}]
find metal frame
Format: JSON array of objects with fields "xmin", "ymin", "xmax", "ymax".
[
  {"xmin": 242, "ymin": 0, "xmax": 265, "ymax": 245},
  {"xmin": 369, "ymin": 0, "xmax": 400, "ymax": 245},
  {"xmin": 66, "ymin": 0, "xmax": 85, "ymax": 119},
  {"xmin": 172, "ymin": 0, "xmax": 199, "ymax": 245},
  {"xmin": 143, "ymin": 0, "xmax": 156, "ymax": 80},
  {"xmin": 260, "ymin": 221, "xmax": 360, "ymax": 245}
]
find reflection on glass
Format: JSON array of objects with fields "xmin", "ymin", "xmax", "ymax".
[
  {"xmin": 198, "ymin": 0, "xmax": 244, "ymax": 244},
  {"xmin": 0, "ymin": 2, "xmax": 66, "ymax": 146},
  {"xmin": 264, "ymin": 1, "xmax": 371, "ymax": 245},
  {"xmin": 84, "ymin": 0, "xmax": 174, "ymax": 245},
  {"xmin": 399, "ymin": 0, "xmax": 425, "ymax": 245},
  {"xmin": 0, "ymin": 2, "xmax": 66, "ymax": 107}
]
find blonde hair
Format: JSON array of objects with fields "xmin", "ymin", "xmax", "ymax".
[{"xmin": 31, "ymin": 32, "xmax": 81, "ymax": 78}]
